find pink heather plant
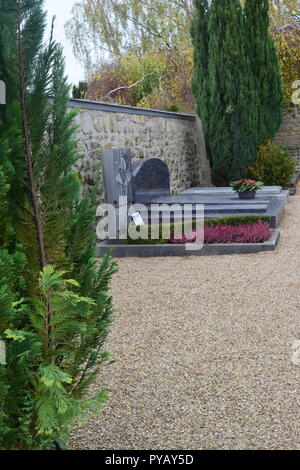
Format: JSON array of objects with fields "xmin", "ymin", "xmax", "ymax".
[{"xmin": 171, "ymin": 221, "xmax": 271, "ymax": 244}]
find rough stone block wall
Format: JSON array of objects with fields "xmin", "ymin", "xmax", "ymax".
[
  {"xmin": 274, "ymin": 106, "xmax": 300, "ymax": 181},
  {"xmin": 71, "ymin": 100, "xmax": 212, "ymax": 196}
]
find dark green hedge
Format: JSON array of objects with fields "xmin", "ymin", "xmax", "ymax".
[{"xmin": 204, "ymin": 215, "xmax": 270, "ymax": 226}]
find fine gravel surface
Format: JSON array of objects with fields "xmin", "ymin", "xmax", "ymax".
[{"xmin": 69, "ymin": 188, "xmax": 300, "ymax": 450}]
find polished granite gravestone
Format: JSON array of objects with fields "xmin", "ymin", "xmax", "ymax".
[
  {"xmin": 138, "ymin": 189, "xmax": 288, "ymax": 228},
  {"xmin": 181, "ymin": 186, "xmax": 283, "ymax": 195},
  {"xmin": 100, "ymin": 149, "xmax": 288, "ymax": 232},
  {"xmin": 97, "ymin": 150, "xmax": 286, "ymax": 257},
  {"xmin": 132, "ymin": 158, "xmax": 170, "ymax": 204},
  {"xmin": 180, "ymin": 186, "xmax": 289, "ymax": 203},
  {"xmin": 102, "ymin": 147, "xmax": 135, "ymax": 206},
  {"xmin": 101, "ymin": 147, "xmax": 135, "ymax": 239}
]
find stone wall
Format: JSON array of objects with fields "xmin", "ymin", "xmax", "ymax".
[
  {"xmin": 274, "ymin": 106, "xmax": 300, "ymax": 180},
  {"xmin": 71, "ymin": 99, "xmax": 212, "ymax": 196}
]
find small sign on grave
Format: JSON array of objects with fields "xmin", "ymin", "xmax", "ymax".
[{"xmin": 131, "ymin": 212, "xmax": 145, "ymax": 226}]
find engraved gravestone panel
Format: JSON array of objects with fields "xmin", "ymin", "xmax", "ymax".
[
  {"xmin": 101, "ymin": 147, "xmax": 134, "ymax": 240},
  {"xmin": 102, "ymin": 147, "xmax": 135, "ymax": 207},
  {"xmin": 132, "ymin": 158, "xmax": 171, "ymax": 204}
]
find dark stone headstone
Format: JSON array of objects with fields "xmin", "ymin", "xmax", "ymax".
[
  {"xmin": 101, "ymin": 147, "xmax": 135, "ymax": 239},
  {"xmin": 132, "ymin": 158, "xmax": 171, "ymax": 204},
  {"xmin": 101, "ymin": 147, "xmax": 135, "ymax": 207}
]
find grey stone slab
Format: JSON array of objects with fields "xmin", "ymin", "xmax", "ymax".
[
  {"xmin": 134, "ymin": 188, "xmax": 170, "ymax": 201},
  {"xmin": 202, "ymin": 204, "xmax": 268, "ymax": 213},
  {"xmin": 96, "ymin": 230, "xmax": 280, "ymax": 258},
  {"xmin": 149, "ymin": 194, "xmax": 271, "ymax": 206},
  {"xmin": 135, "ymin": 193, "xmax": 286, "ymax": 228},
  {"xmin": 276, "ymin": 190, "xmax": 290, "ymax": 204},
  {"xmin": 180, "ymin": 186, "xmax": 283, "ymax": 196},
  {"xmin": 178, "ymin": 187, "xmax": 289, "ymax": 206},
  {"xmin": 147, "ymin": 204, "xmax": 269, "ymax": 214}
]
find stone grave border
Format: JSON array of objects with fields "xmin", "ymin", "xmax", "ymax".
[{"xmin": 96, "ymin": 230, "xmax": 280, "ymax": 258}]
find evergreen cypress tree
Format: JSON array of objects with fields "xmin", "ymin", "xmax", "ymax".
[
  {"xmin": 0, "ymin": 0, "xmax": 117, "ymax": 449},
  {"xmin": 244, "ymin": 0, "xmax": 283, "ymax": 143},
  {"xmin": 72, "ymin": 80, "xmax": 87, "ymax": 99},
  {"xmin": 206, "ymin": 0, "xmax": 258, "ymax": 184},
  {"xmin": 191, "ymin": 0, "xmax": 283, "ymax": 185},
  {"xmin": 191, "ymin": 0, "xmax": 210, "ymax": 139}
]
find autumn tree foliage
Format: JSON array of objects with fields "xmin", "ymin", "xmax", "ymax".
[
  {"xmin": 65, "ymin": 0, "xmax": 193, "ymax": 70},
  {"xmin": 66, "ymin": 0, "xmax": 299, "ymax": 113},
  {"xmin": 269, "ymin": 0, "xmax": 300, "ymax": 105},
  {"xmin": 87, "ymin": 48, "xmax": 195, "ymax": 112},
  {"xmin": 66, "ymin": 0, "xmax": 195, "ymax": 112}
]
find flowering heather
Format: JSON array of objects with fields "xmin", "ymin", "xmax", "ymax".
[{"xmin": 171, "ymin": 221, "xmax": 271, "ymax": 244}]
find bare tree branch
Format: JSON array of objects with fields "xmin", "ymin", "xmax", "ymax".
[{"xmin": 100, "ymin": 72, "xmax": 163, "ymax": 100}]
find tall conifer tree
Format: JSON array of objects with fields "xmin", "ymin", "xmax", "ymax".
[
  {"xmin": 244, "ymin": 0, "xmax": 283, "ymax": 142},
  {"xmin": 0, "ymin": 0, "xmax": 116, "ymax": 449},
  {"xmin": 198, "ymin": 0, "xmax": 258, "ymax": 184},
  {"xmin": 191, "ymin": 0, "xmax": 210, "ymax": 136},
  {"xmin": 192, "ymin": 0, "xmax": 283, "ymax": 185}
]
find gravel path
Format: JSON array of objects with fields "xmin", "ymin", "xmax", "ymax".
[{"xmin": 70, "ymin": 189, "xmax": 300, "ymax": 450}]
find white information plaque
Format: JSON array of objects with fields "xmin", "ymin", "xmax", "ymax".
[{"xmin": 131, "ymin": 212, "xmax": 145, "ymax": 226}]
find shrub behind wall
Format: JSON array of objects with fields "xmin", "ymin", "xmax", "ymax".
[{"xmin": 249, "ymin": 140, "xmax": 296, "ymax": 186}]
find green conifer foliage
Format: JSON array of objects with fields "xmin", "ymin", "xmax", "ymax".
[
  {"xmin": 209, "ymin": 0, "xmax": 257, "ymax": 184},
  {"xmin": 72, "ymin": 81, "xmax": 87, "ymax": 99},
  {"xmin": 191, "ymin": 0, "xmax": 210, "ymax": 136},
  {"xmin": 244, "ymin": 0, "xmax": 283, "ymax": 142},
  {"xmin": 192, "ymin": 0, "xmax": 283, "ymax": 185},
  {"xmin": 0, "ymin": 0, "xmax": 117, "ymax": 449}
]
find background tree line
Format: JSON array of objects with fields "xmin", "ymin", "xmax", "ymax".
[{"xmin": 66, "ymin": 0, "xmax": 299, "ymax": 111}]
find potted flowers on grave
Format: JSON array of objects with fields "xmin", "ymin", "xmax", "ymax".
[{"xmin": 230, "ymin": 179, "xmax": 264, "ymax": 200}]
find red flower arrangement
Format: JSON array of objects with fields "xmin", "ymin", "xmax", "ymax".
[{"xmin": 230, "ymin": 179, "xmax": 263, "ymax": 193}]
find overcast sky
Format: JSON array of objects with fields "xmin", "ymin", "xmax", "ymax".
[{"xmin": 44, "ymin": 0, "xmax": 85, "ymax": 86}]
